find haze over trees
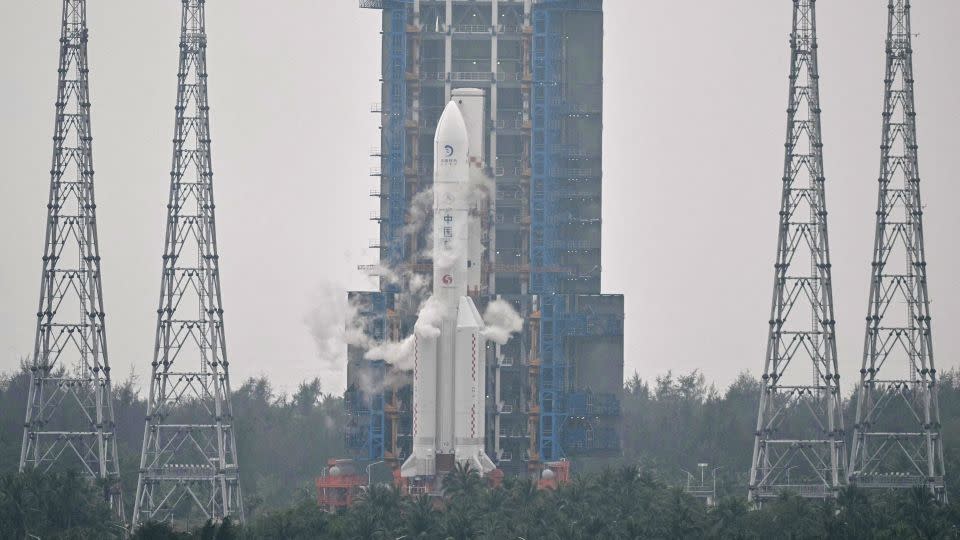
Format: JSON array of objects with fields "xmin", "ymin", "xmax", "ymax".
[{"xmin": 1, "ymin": 367, "xmax": 959, "ymax": 537}]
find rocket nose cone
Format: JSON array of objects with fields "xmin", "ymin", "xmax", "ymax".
[{"xmin": 435, "ymin": 101, "xmax": 469, "ymax": 149}]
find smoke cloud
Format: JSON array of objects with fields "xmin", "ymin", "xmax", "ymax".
[
  {"xmin": 303, "ymin": 283, "xmax": 348, "ymax": 369},
  {"xmin": 363, "ymin": 294, "xmax": 445, "ymax": 370},
  {"xmin": 468, "ymin": 168, "xmax": 494, "ymax": 206},
  {"xmin": 355, "ymin": 366, "xmax": 412, "ymax": 398},
  {"xmin": 351, "ymin": 170, "xmax": 499, "ymax": 381},
  {"xmin": 413, "ymin": 295, "xmax": 444, "ymax": 338},
  {"xmin": 482, "ymin": 299, "xmax": 524, "ymax": 345},
  {"xmin": 366, "ymin": 264, "xmax": 400, "ymax": 287},
  {"xmin": 364, "ymin": 335, "xmax": 416, "ymax": 370},
  {"xmin": 404, "ymin": 187, "xmax": 434, "ymax": 237},
  {"xmin": 304, "ymin": 281, "xmax": 372, "ymax": 371}
]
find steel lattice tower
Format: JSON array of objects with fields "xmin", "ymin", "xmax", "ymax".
[
  {"xmin": 133, "ymin": 0, "xmax": 243, "ymax": 525},
  {"xmin": 848, "ymin": 0, "xmax": 946, "ymax": 501},
  {"xmin": 748, "ymin": 0, "xmax": 846, "ymax": 503},
  {"xmin": 19, "ymin": 0, "xmax": 125, "ymax": 523}
]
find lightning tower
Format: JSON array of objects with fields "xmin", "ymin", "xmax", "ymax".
[
  {"xmin": 133, "ymin": 0, "xmax": 244, "ymax": 525},
  {"xmin": 748, "ymin": 0, "xmax": 846, "ymax": 502},
  {"xmin": 848, "ymin": 0, "xmax": 946, "ymax": 500},
  {"xmin": 19, "ymin": 0, "xmax": 125, "ymax": 522}
]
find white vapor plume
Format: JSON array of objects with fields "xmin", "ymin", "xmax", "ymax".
[
  {"xmin": 356, "ymin": 367, "xmax": 412, "ymax": 398},
  {"xmin": 365, "ymin": 335, "xmax": 416, "ymax": 370},
  {"xmin": 304, "ymin": 282, "xmax": 370, "ymax": 371},
  {"xmin": 404, "ymin": 187, "xmax": 434, "ymax": 237},
  {"xmin": 363, "ymin": 295, "xmax": 447, "ymax": 370},
  {"xmin": 408, "ymin": 272, "xmax": 430, "ymax": 299},
  {"xmin": 413, "ymin": 295, "xmax": 444, "ymax": 338},
  {"xmin": 482, "ymin": 299, "xmax": 524, "ymax": 345},
  {"xmin": 366, "ymin": 264, "xmax": 400, "ymax": 286},
  {"xmin": 468, "ymin": 168, "xmax": 494, "ymax": 206},
  {"xmin": 356, "ymin": 170, "xmax": 498, "ymax": 374}
]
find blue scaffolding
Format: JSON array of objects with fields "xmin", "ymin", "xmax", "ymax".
[
  {"xmin": 383, "ymin": 3, "xmax": 409, "ymax": 280},
  {"xmin": 345, "ymin": 360, "xmax": 386, "ymax": 460},
  {"xmin": 537, "ymin": 294, "xmax": 566, "ymax": 460},
  {"xmin": 351, "ymin": 0, "xmax": 410, "ymax": 463},
  {"xmin": 530, "ymin": 7, "xmax": 561, "ymax": 296},
  {"xmin": 357, "ymin": 0, "xmax": 617, "ymax": 468},
  {"xmin": 565, "ymin": 390, "xmax": 621, "ymax": 452},
  {"xmin": 532, "ymin": 0, "xmax": 607, "ymax": 462},
  {"xmin": 344, "ymin": 292, "xmax": 394, "ymax": 461}
]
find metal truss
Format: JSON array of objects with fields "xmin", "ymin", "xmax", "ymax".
[
  {"xmin": 19, "ymin": 0, "xmax": 125, "ymax": 523},
  {"xmin": 133, "ymin": 0, "xmax": 243, "ymax": 526},
  {"xmin": 748, "ymin": 0, "xmax": 846, "ymax": 503},
  {"xmin": 848, "ymin": 0, "xmax": 946, "ymax": 501}
]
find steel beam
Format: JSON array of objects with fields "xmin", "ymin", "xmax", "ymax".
[{"xmin": 133, "ymin": 0, "xmax": 243, "ymax": 526}]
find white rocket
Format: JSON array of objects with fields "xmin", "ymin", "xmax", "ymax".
[{"xmin": 401, "ymin": 97, "xmax": 496, "ymax": 480}]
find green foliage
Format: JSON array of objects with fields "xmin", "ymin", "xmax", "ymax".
[
  {"xmin": 3, "ymin": 368, "xmax": 960, "ymax": 538},
  {"xmin": 0, "ymin": 469, "xmax": 123, "ymax": 539},
  {"xmin": 0, "ymin": 370, "xmax": 349, "ymax": 516},
  {"xmin": 5, "ymin": 467, "xmax": 960, "ymax": 539},
  {"xmin": 233, "ymin": 467, "xmax": 960, "ymax": 539},
  {"xmin": 619, "ymin": 370, "xmax": 761, "ymax": 494},
  {"xmin": 620, "ymin": 369, "xmax": 960, "ymax": 502},
  {"xmin": 131, "ymin": 521, "xmax": 189, "ymax": 540},
  {"xmin": 230, "ymin": 377, "xmax": 348, "ymax": 512}
]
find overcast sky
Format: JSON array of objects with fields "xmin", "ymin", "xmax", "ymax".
[{"xmin": 2, "ymin": 2, "xmax": 960, "ymax": 397}]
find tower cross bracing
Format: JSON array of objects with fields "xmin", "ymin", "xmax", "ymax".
[
  {"xmin": 133, "ymin": 0, "xmax": 243, "ymax": 526},
  {"xmin": 848, "ymin": 0, "xmax": 946, "ymax": 501},
  {"xmin": 748, "ymin": 0, "xmax": 846, "ymax": 503},
  {"xmin": 19, "ymin": 0, "xmax": 125, "ymax": 523}
]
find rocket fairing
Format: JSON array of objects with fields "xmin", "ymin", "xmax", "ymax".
[{"xmin": 401, "ymin": 99, "xmax": 496, "ymax": 480}]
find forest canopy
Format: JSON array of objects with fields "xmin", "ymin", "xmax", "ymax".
[{"xmin": 1, "ymin": 367, "xmax": 960, "ymax": 538}]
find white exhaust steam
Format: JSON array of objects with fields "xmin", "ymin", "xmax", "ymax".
[{"xmin": 481, "ymin": 299, "xmax": 524, "ymax": 345}]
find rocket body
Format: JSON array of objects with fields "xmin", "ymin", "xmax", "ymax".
[{"xmin": 401, "ymin": 99, "xmax": 496, "ymax": 479}]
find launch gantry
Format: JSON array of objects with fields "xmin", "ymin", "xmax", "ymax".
[{"xmin": 351, "ymin": 0, "xmax": 621, "ymax": 487}]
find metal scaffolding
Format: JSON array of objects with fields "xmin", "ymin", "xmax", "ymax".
[
  {"xmin": 530, "ymin": 4, "xmax": 562, "ymax": 296},
  {"xmin": 133, "ymin": 0, "xmax": 243, "ymax": 526},
  {"xmin": 344, "ymin": 292, "xmax": 394, "ymax": 461},
  {"xmin": 748, "ymin": 0, "xmax": 846, "ymax": 503},
  {"xmin": 19, "ymin": 0, "xmax": 125, "ymax": 523},
  {"xmin": 531, "ymin": 0, "xmax": 612, "ymax": 463},
  {"xmin": 848, "ymin": 0, "xmax": 946, "ymax": 501},
  {"xmin": 383, "ymin": 1, "xmax": 411, "ymax": 277},
  {"xmin": 353, "ymin": 0, "xmax": 620, "ymax": 478}
]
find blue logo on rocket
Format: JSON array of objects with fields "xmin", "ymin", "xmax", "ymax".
[{"xmin": 444, "ymin": 145, "xmax": 454, "ymax": 157}]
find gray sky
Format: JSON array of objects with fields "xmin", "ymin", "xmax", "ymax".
[{"xmin": 2, "ymin": 2, "xmax": 959, "ymax": 396}]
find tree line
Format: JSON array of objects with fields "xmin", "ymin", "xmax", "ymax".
[
  {"xmin": 1, "ymin": 366, "xmax": 959, "ymax": 537},
  {"xmin": 2, "ymin": 465, "xmax": 958, "ymax": 539}
]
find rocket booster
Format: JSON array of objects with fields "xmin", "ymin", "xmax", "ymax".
[{"xmin": 401, "ymin": 100, "xmax": 496, "ymax": 480}]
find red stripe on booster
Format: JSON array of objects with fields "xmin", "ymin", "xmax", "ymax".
[{"xmin": 471, "ymin": 335, "xmax": 477, "ymax": 436}]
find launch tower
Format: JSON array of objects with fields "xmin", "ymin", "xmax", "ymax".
[
  {"xmin": 748, "ymin": 0, "xmax": 847, "ymax": 503},
  {"xmin": 133, "ymin": 0, "xmax": 243, "ymax": 526},
  {"xmin": 348, "ymin": 0, "xmax": 623, "ymax": 481},
  {"xmin": 848, "ymin": 0, "xmax": 946, "ymax": 501},
  {"xmin": 19, "ymin": 0, "xmax": 125, "ymax": 522}
]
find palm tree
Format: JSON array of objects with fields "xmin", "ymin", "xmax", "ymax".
[
  {"xmin": 706, "ymin": 497, "xmax": 749, "ymax": 539},
  {"xmin": 437, "ymin": 502, "xmax": 479, "ymax": 540},
  {"xmin": 902, "ymin": 486, "xmax": 944, "ymax": 540},
  {"xmin": 401, "ymin": 494, "xmax": 436, "ymax": 538},
  {"xmin": 443, "ymin": 462, "xmax": 483, "ymax": 499},
  {"xmin": 352, "ymin": 484, "xmax": 403, "ymax": 537}
]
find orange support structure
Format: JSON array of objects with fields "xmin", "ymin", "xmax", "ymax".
[
  {"xmin": 315, "ymin": 460, "xmax": 367, "ymax": 511},
  {"xmin": 538, "ymin": 460, "xmax": 571, "ymax": 490}
]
